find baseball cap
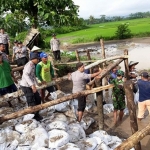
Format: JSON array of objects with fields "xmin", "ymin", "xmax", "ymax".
[
  {"xmin": 30, "ymin": 53, "xmax": 39, "ymax": 60},
  {"xmin": 140, "ymin": 72, "xmax": 149, "ymax": 78},
  {"xmin": 40, "ymin": 52, "xmax": 48, "ymax": 58}
]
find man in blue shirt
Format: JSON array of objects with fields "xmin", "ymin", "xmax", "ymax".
[{"xmin": 137, "ymin": 72, "xmax": 150, "ymax": 121}]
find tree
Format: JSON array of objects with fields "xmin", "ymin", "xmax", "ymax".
[
  {"xmin": 0, "ymin": 0, "xmax": 79, "ymax": 28},
  {"xmin": 89, "ymin": 15, "xmax": 95, "ymax": 24},
  {"xmin": 115, "ymin": 24, "xmax": 132, "ymax": 39}
]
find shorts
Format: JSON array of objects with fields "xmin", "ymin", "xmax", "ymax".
[
  {"xmin": 4, "ymin": 44, "xmax": 9, "ymax": 55},
  {"xmin": 0, "ymin": 84, "xmax": 17, "ymax": 96},
  {"xmin": 138, "ymin": 100, "xmax": 150, "ymax": 119},
  {"xmin": 16, "ymin": 57, "xmax": 28, "ymax": 66},
  {"xmin": 77, "ymin": 96, "xmax": 86, "ymax": 112},
  {"xmin": 112, "ymin": 96, "xmax": 125, "ymax": 110}
]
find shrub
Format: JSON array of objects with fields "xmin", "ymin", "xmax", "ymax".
[
  {"xmin": 115, "ymin": 24, "xmax": 132, "ymax": 39},
  {"xmin": 15, "ymin": 31, "xmax": 28, "ymax": 42}
]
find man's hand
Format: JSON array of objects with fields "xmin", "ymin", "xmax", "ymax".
[
  {"xmin": 31, "ymin": 85, "xmax": 37, "ymax": 93},
  {"xmin": 41, "ymin": 81, "xmax": 47, "ymax": 85}
]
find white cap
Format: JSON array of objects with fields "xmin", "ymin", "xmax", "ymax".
[{"xmin": 31, "ymin": 46, "xmax": 41, "ymax": 52}]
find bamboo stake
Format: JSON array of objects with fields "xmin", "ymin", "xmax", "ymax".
[
  {"xmin": 123, "ymin": 80, "xmax": 141, "ymax": 150},
  {"xmin": 86, "ymin": 50, "xmax": 91, "ymax": 60},
  {"xmin": 115, "ymin": 123, "xmax": 150, "ymax": 150},
  {"xmin": 75, "ymin": 50, "xmax": 80, "ymax": 61},
  {"xmin": 0, "ymin": 84, "xmax": 114, "ymax": 124},
  {"xmin": 124, "ymin": 49, "xmax": 130, "ymax": 80}
]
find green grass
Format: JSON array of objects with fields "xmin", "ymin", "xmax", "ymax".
[{"xmin": 45, "ymin": 18, "xmax": 150, "ymax": 44}]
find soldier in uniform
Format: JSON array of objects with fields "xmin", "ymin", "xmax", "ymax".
[
  {"xmin": 20, "ymin": 53, "xmax": 43, "ymax": 121},
  {"xmin": 0, "ymin": 28, "xmax": 10, "ymax": 55},
  {"xmin": 110, "ymin": 70, "xmax": 125, "ymax": 126}
]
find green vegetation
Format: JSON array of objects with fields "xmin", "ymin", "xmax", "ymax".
[{"xmin": 44, "ymin": 18, "xmax": 150, "ymax": 45}]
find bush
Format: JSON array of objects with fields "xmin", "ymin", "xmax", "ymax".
[
  {"xmin": 15, "ymin": 31, "xmax": 28, "ymax": 42},
  {"xmin": 115, "ymin": 24, "xmax": 132, "ymax": 39}
]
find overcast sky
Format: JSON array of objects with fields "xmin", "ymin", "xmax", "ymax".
[{"xmin": 73, "ymin": 0, "xmax": 150, "ymax": 19}]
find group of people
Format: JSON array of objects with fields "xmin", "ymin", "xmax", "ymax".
[
  {"xmin": 109, "ymin": 61, "xmax": 150, "ymax": 125},
  {"xmin": 1, "ymin": 27, "xmax": 150, "ymax": 124},
  {"xmin": 0, "ymin": 29, "xmax": 61, "ymax": 121}
]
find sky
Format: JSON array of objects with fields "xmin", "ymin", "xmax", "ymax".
[{"xmin": 73, "ymin": 0, "xmax": 150, "ymax": 19}]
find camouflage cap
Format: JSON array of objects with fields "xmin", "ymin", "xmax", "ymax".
[{"xmin": 117, "ymin": 70, "xmax": 124, "ymax": 76}]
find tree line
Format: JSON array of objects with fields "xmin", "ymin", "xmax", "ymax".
[{"xmin": 86, "ymin": 11, "xmax": 150, "ymax": 24}]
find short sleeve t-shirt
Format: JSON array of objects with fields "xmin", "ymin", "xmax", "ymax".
[
  {"xmin": 70, "ymin": 70, "xmax": 91, "ymax": 93},
  {"xmin": 137, "ymin": 79, "xmax": 150, "ymax": 102},
  {"xmin": 0, "ymin": 61, "xmax": 14, "ymax": 88}
]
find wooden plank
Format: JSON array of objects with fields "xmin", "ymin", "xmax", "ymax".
[{"xmin": 0, "ymin": 84, "xmax": 114, "ymax": 124}]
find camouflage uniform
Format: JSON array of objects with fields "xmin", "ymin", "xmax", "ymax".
[{"xmin": 111, "ymin": 74, "xmax": 125, "ymax": 110}]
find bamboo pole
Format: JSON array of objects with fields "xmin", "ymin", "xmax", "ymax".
[
  {"xmin": 12, "ymin": 66, "xmax": 24, "ymax": 72},
  {"xmin": 115, "ymin": 123, "xmax": 150, "ymax": 150},
  {"xmin": 0, "ymin": 84, "xmax": 114, "ymax": 124},
  {"xmin": 84, "ymin": 55, "xmax": 128, "ymax": 70},
  {"xmin": 86, "ymin": 50, "xmax": 91, "ymax": 60},
  {"xmin": 95, "ymin": 78, "xmax": 104, "ymax": 129},
  {"xmin": 0, "ymin": 75, "xmax": 68, "ymax": 102},
  {"xmin": 123, "ymin": 80, "xmax": 141, "ymax": 150},
  {"xmin": 124, "ymin": 49, "xmax": 130, "ymax": 80},
  {"xmin": 75, "ymin": 50, "xmax": 80, "ymax": 61},
  {"xmin": 100, "ymin": 39, "xmax": 106, "ymax": 67}
]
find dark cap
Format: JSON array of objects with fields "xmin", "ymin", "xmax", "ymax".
[
  {"xmin": 18, "ymin": 41, "xmax": 22, "ymax": 44},
  {"xmin": 116, "ymin": 70, "xmax": 124, "ymax": 76},
  {"xmin": 30, "ymin": 53, "xmax": 39, "ymax": 60},
  {"xmin": 76, "ymin": 62, "xmax": 84, "ymax": 69},
  {"xmin": 52, "ymin": 33, "xmax": 56, "ymax": 37},
  {"xmin": 140, "ymin": 72, "xmax": 149, "ymax": 78}
]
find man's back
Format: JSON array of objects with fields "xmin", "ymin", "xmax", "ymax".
[{"xmin": 138, "ymin": 79, "xmax": 150, "ymax": 102}]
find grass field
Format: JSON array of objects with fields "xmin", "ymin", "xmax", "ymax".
[{"xmin": 45, "ymin": 18, "xmax": 150, "ymax": 44}]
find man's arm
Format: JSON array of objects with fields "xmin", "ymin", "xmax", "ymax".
[{"xmin": 50, "ymin": 62, "xmax": 55, "ymax": 78}]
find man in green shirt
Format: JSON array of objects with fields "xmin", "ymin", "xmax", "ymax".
[
  {"xmin": 36, "ymin": 52, "xmax": 55, "ymax": 103},
  {"xmin": 0, "ymin": 51, "xmax": 18, "ymax": 106}
]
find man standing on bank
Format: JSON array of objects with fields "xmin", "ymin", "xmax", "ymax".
[
  {"xmin": 69, "ymin": 62, "xmax": 102, "ymax": 122},
  {"xmin": 50, "ymin": 33, "xmax": 61, "ymax": 62},
  {"xmin": 0, "ymin": 28, "xmax": 10, "ymax": 56},
  {"xmin": 20, "ymin": 53, "xmax": 43, "ymax": 121}
]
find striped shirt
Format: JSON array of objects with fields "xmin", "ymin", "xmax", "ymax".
[{"xmin": 0, "ymin": 33, "xmax": 10, "ymax": 44}]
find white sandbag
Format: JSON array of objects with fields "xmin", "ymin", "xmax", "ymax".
[
  {"xmin": 76, "ymin": 138, "xmax": 98, "ymax": 150},
  {"xmin": 48, "ymin": 129, "xmax": 70, "ymax": 149},
  {"xmin": 70, "ymin": 99, "xmax": 78, "ymax": 106},
  {"xmin": 5, "ymin": 129, "xmax": 21, "ymax": 143},
  {"xmin": 46, "ymin": 121, "xmax": 68, "ymax": 131},
  {"xmin": 31, "ymin": 143, "xmax": 50, "ymax": 150},
  {"xmin": 0, "ymin": 130, "xmax": 7, "ymax": 150},
  {"xmin": 23, "ymin": 114, "xmax": 34, "ymax": 121},
  {"xmin": 110, "ymin": 141, "xmax": 122, "ymax": 149},
  {"xmin": 97, "ymin": 142, "xmax": 112, "ymax": 150},
  {"xmin": 31, "ymin": 127, "xmax": 49, "ymax": 147},
  {"xmin": 64, "ymin": 105, "xmax": 77, "ymax": 119},
  {"xmin": 89, "ymin": 130, "xmax": 113, "ymax": 145},
  {"xmin": 15, "ymin": 120, "xmax": 38, "ymax": 133},
  {"xmin": 6, "ymin": 139, "xmax": 18, "ymax": 150},
  {"xmin": 69, "ymin": 123, "xmax": 86, "ymax": 140},
  {"xmin": 50, "ymin": 92, "xmax": 57, "ymax": 100},
  {"xmin": 103, "ymin": 104, "xmax": 114, "ymax": 114},
  {"xmin": 80, "ymin": 117, "xmax": 95, "ymax": 130},
  {"xmin": 52, "ymin": 113, "xmax": 68, "ymax": 123},
  {"xmin": 55, "ymin": 102, "xmax": 70, "ymax": 112},
  {"xmin": 16, "ymin": 145, "xmax": 31, "ymax": 150},
  {"xmin": 92, "ymin": 137, "xmax": 103, "ymax": 145},
  {"xmin": 57, "ymin": 143, "xmax": 80, "ymax": 150},
  {"xmin": 134, "ymin": 90, "xmax": 139, "ymax": 104}
]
